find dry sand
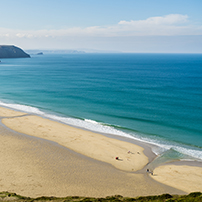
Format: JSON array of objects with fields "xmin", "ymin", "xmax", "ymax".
[
  {"xmin": 151, "ymin": 164, "xmax": 202, "ymax": 193},
  {"xmin": 0, "ymin": 106, "xmax": 198, "ymax": 197},
  {"xmin": 2, "ymin": 114, "xmax": 147, "ymax": 172}
]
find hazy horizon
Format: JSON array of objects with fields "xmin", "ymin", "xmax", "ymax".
[{"xmin": 1, "ymin": 0, "xmax": 202, "ymax": 53}]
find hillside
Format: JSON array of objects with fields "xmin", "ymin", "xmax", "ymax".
[{"xmin": 0, "ymin": 45, "xmax": 30, "ymax": 58}]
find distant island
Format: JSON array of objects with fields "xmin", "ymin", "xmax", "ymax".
[
  {"xmin": 36, "ymin": 52, "xmax": 43, "ymax": 55},
  {"xmin": 26, "ymin": 49, "xmax": 85, "ymax": 55},
  {"xmin": 0, "ymin": 45, "xmax": 30, "ymax": 58}
]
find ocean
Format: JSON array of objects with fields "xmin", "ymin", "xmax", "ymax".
[{"xmin": 0, "ymin": 53, "xmax": 202, "ymax": 162}]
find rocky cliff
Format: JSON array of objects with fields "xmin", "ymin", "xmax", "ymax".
[{"xmin": 0, "ymin": 45, "xmax": 30, "ymax": 58}]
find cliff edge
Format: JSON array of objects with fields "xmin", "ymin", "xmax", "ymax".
[{"xmin": 0, "ymin": 45, "xmax": 30, "ymax": 58}]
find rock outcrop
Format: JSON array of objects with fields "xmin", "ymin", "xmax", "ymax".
[
  {"xmin": 36, "ymin": 52, "xmax": 43, "ymax": 55},
  {"xmin": 0, "ymin": 45, "xmax": 30, "ymax": 58}
]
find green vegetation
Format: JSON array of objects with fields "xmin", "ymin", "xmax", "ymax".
[{"xmin": 0, "ymin": 192, "xmax": 202, "ymax": 202}]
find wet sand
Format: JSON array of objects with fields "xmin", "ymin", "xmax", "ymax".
[{"xmin": 0, "ymin": 106, "xmax": 194, "ymax": 197}]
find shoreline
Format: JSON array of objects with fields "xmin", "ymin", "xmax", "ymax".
[
  {"xmin": 1, "ymin": 102, "xmax": 202, "ymax": 162},
  {"xmin": 0, "ymin": 106, "xmax": 202, "ymax": 196}
]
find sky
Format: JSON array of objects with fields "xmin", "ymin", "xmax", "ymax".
[{"xmin": 0, "ymin": 0, "xmax": 202, "ymax": 53}]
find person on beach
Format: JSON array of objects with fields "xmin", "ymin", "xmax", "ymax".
[{"xmin": 146, "ymin": 169, "xmax": 153, "ymax": 175}]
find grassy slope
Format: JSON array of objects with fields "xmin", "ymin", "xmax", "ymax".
[{"xmin": 0, "ymin": 192, "xmax": 202, "ymax": 202}]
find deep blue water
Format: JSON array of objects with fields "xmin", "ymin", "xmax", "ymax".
[{"xmin": 0, "ymin": 53, "xmax": 202, "ymax": 161}]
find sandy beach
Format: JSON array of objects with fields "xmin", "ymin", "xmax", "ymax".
[
  {"xmin": 2, "ymin": 114, "xmax": 148, "ymax": 172},
  {"xmin": 0, "ymin": 106, "xmax": 201, "ymax": 197},
  {"xmin": 151, "ymin": 163, "xmax": 202, "ymax": 193}
]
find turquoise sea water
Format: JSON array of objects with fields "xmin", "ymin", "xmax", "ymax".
[{"xmin": 0, "ymin": 53, "xmax": 202, "ymax": 161}]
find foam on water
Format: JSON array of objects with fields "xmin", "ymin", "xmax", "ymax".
[
  {"xmin": 0, "ymin": 100, "xmax": 133, "ymax": 139},
  {"xmin": 45, "ymin": 114, "xmax": 133, "ymax": 139},
  {"xmin": 0, "ymin": 101, "xmax": 44, "ymax": 115},
  {"xmin": 148, "ymin": 140, "xmax": 202, "ymax": 161},
  {"xmin": 0, "ymin": 100, "xmax": 202, "ymax": 161}
]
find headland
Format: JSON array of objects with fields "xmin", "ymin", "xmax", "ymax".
[{"xmin": 0, "ymin": 45, "xmax": 30, "ymax": 58}]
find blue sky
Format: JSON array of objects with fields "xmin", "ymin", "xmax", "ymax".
[{"xmin": 0, "ymin": 0, "xmax": 202, "ymax": 52}]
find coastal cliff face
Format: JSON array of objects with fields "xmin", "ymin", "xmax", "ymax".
[{"xmin": 0, "ymin": 45, "xmax": 30, "ymax": 58}]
